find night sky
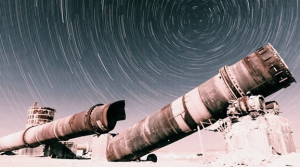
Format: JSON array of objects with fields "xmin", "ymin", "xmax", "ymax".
[{"xmin": 0, "ymin": 0, "xmax": 299, "ymax": 152}]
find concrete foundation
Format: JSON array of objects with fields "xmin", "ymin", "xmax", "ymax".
[
  {"xmin": 49, "ymin": 141, "xmax": 77, "ymax": 159},
  {"xmin": 18, "ymin": 141, "xmax": 90, "ymax": 158},
  {"xmin": 91, "ymin": 134, "xmax": 115, "ymax": 160},
  {"xmin": 225, "ymin": 114, "xmax": 296, "ymax": 155},
  {"xmin": 19, "ymin": 145, "xmax": 49, "ymax": 156}
]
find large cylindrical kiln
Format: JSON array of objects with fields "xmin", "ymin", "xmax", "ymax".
[
  {"xmin": 106, "ymin": 43, "xmax": 296, "ymax": 161},
  {"xmin": 0, "ymin": 100, "xmax": 125, "ymax": 152}
]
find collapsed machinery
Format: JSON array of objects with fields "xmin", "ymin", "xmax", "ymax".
[
  {"xmin": 0, "ymin": 43, "xmax": 296, "ymax": 162},
  {"xmin": 105, "ymin": 43, "xmax": 296, "ymax": 161}
]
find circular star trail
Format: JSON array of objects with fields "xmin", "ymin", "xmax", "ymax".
[{"xmin": 0, "ymin": 0, "xmax": 299, "ymax": 151}]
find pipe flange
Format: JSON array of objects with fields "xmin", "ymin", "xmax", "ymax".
[
  {"xmin": 85, "ymin": 104, "xmax": 104, "ymax": 134},
  {"xmin": 226, "ymin": 66, "xmax": 245, "ymax": 97},
  {"xmin": 22, "ymin": 126, "xmax": 36, "ymax": 148},
  {"xmin": 219, "ymin": 68, "xmax": 237, "ymax": 99},
  {"xmin": 220, "ymin": 66, "xmax": 245, "ymax": 98}
]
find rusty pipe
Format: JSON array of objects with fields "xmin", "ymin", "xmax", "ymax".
[
  {"xmin": 106, "ymin": 43, "xmax": 296, "ymax": 161},
  {"xmin": 0, "ymin": 100, "xmax": 125, "ymax": 152}
]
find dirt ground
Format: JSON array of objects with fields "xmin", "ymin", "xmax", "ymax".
[
  {"xmin": 0, "ymin": 152, "xmax": 205, "ymax": 167},
  {"xmin": 1, "ymin": 151, "xmax": 299, "ymax": 167}
]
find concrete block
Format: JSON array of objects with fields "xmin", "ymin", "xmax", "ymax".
[
  {"xmin": 91, "ymin": 133, "xmax": 115, "ymax": 160},
  {"xmin": 19, "ymin": 145, "xmax": 48, "ymax": 156},
  {"xmin": 225, "ymin": 114, "xmax": 296, "ymax": 155}
]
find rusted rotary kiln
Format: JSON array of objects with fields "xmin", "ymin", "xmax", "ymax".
[
  {"xmin": 0, "ymin": 101, "xmax": 125, "ymax": 152},
  {"xmin": 106, "ymin": 43, "xmax": 296, "ymax": 161}
]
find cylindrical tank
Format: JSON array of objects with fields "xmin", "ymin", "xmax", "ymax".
[
  {"xmin": 26, "ymin": 102, "xmax": 56, "ymax": 128},
  {"xmin": 0, "ymin": 100, "xmax": 125, "ymax": 152},
  {"xmin": 106, "ymin": 43, "xmax": 296, "ymax": 161}
]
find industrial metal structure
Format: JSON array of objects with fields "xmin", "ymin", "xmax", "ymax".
[
  {"xmin": 223, "ymin": 96, "xmax": 296, "ymax": 155},
  {"xmin": 226, "ymin": 93, "xmax": 265, "ymax": 121},
  {"xmin": 0, "ymin": 100, "xmax": 125, "ymax": 152},
  {"xmin": 106, "ymin": 43, "xmax": 296, "ymax": 161},
  {"xmin": 0, "ymin": 43, "xmax": 296, "ymax": 162}
]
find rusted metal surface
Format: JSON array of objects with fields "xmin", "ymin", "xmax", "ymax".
[
  {"xmin": 265, "ymin": 101, "xmax": 280, "ymax": 115},
  {"xmin": 227, "ymin": 94, "xmax": 266, "ymax": 122},
  {"xmin": 0, "ymin": 100, "xmax": 125, "ymax": 152},
  {"xmin": 106, "ymin": 43, "xmax": 296, "ymax": 162}
]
